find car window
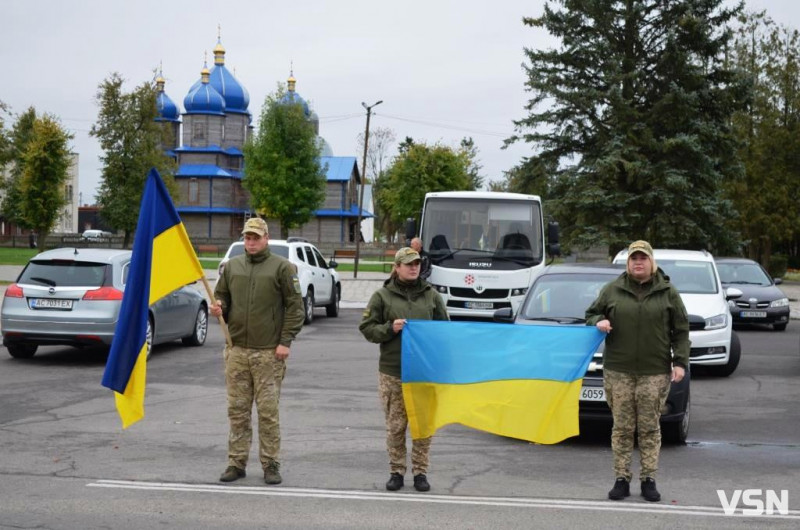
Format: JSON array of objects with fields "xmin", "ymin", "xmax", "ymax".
[
  {"xmin": 268, "ymin": 244, "xmax": 289, "ymax": 259},
  {"xmin": 716, "ymin": 262, "xmax": 771, "ymax": 286},
  {"xmin": 658, "ymin": 260, "xmax": 718, "ymax": 294},
  {"xmin": 122, "ymin": 262, "xmax": 130, "ymax": 286},
  {"xmin": 295, "ymin": 247, "xmax": 305, "ymax": 262},
  {"xmin": 312, "ymin": 248, "xmax": 328, "ymax": 269},
  {"xmin": 19, "ymin": 260, "xmax": 108, "ymax": 288},
  {"xmin": 304, "ymin": 247, "xmax": 317, "ymax": 267},
  {"xmin": 522, "ymin": 273, "xmax": 614, "ymax": 320},
  {"xmin": 228, "ymin": 244, "xmax": 245, "ymax": 259}
]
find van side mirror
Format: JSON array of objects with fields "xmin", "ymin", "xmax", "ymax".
[
  {"xmin": 547, "ymin": 221, "xmax": 560, "ymax": 257},
  {"xmin": 405, "ymin": 218, "xmax": 416, "ymax": 246}
]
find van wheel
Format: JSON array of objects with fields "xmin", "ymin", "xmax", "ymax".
[
  {"xmin": 713, "ymin": 332, "xmax": 740, "ymax": 377},
  {"xmin": 304, "ymin": 290, "xmax": 314, "ymax": 324}
]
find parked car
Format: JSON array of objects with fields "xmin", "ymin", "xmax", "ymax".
[
  {"xmin": 493, "ymin": 263, "xmax": 691, "ymax": 443},
  {"xmin": 1, "ymin": 248, "xmax": 208, "ymax": 359},
  {"xmin": 613, "ymin": 248, "xmax": 742, "ymax": 377},
  {"xmin": 715, "ymin": 258, "xmax": 790, "ymax": 331},
  {"xmin": 217, "ymin": 237, "xmax": 341, "ymax": 324},
  {"xmin": 81, "ymin": 229, "xmax": 113, "ymax": 241}
]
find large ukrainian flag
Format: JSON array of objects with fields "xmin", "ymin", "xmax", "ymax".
[
  {"xmin": 101, "ymin": 168, "xmax": 204, "ymax": 428},
  {"xmin": 402, "ymin": 320, "xmax": 604, "ymax": 444}
]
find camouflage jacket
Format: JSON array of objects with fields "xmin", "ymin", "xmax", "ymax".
[
  {"xmin": 214, "ymin": 247, "xmax": 304, "ymax": 349},
  {"xmin": 585, "ymin": 269, "xmax": 690, "ymax": 374},
  {"xmin": 359, "ymin": 276, "xmax": 449, "ymax": 377}
]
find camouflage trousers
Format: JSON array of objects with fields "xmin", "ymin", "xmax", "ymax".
[
  {"xmin": 604, "ymin": 369, "xmax": 670, "ymax": 481},
  {"xmin": 378, "ymin": 372, "xmax": 431, "ymax": 476},
  {"xmin": 224, "ymin": 345, "xmax": 286, "ymax": 471}
]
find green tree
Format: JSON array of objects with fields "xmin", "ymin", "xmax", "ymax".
[
  {"xmin": 244, "ymin": 87, "xmax": 326, "ymax": 239},
  {"xmin": 495, "ymin": 156, "xmax": 557, "ymax": 199},
  {"xmin": 507, "ymin": 0, "xmax": 748, "ymax": 256},
  {"xmin": 357, "ymin": 126, "xmax": 396, "ymax": 242},
  {"xmin": 1, "ymin": 107, "xmax": 37, "ymax": 228},
  {"xmin": 91, "ymin": 72, "xmax": 176, "ymax": 248},
  {"xmin": 727, "ymin": 11, "xmax": 800, "ymax": 267},
  {"xmin": 18, "ymin": 114, "xmax": 73, "ymax": 250},
  {"xmin": 0, "ymin": 101, "xmax": 10, "ymax": 165},
  {"xmin": 460, "ymin": 137, "xmax": 485, "ymax": 190},
  {"xmin": 378, "ymin": 141, "xmax": 473, "ymax": 230}
]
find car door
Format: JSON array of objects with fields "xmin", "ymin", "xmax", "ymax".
[
  {"xmin": 303, "ymin": 245, "xmax": 331, "ymax": 303},
  {"xmin": 312, "ymin": 247, "xmax": 334, "ymax": 303}
]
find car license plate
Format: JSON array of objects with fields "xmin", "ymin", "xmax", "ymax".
[
  {"xmin": 580, "ymin": 387, "xmax": 605, "ymax": 402},
  {"xmin": 29, "ymin": 298, "xmax": 73, "ymax": 310},
  {"xmin": 740, "ymin": 311, "xmax": 767, "ymax": 318},
  {"xmin": 465, "ymin": 301, "xmax": 493, "ymax": 310}
]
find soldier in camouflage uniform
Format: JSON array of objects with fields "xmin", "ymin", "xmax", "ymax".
[
  {"xmin": 211, "ymin": 217, "xmax": 304, "ymax": 485},
  {"xmin": 359, "ymin": 247, "xmax": 449, "ymax": 492},
  {"xmin": 586, "ymin": 240, "xmax": 689, "ymax": 502}
]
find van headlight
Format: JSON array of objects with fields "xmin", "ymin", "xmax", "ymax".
[
  {"xmin": 770, "ymin": 297, "xmax": 789, "ymax": 308},
  {"xmin": 704, "ymin": 313, "xmax": 728, "ymax": 330},
  {"xmin": 511, "ymin": 287, "xmax": 529, "ymax": 297},
  {"xmin": 430, "ymin": 283, "xmax": 448, "ymax": 294}
]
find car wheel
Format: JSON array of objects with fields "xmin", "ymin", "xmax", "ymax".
[
  {"xmin": 304, "ymin": 289, "xmax": 314, "ymax": 324},
  {"xmin": 663, "ymin": 393, "xmax": 690, "ymax": 444},
  {"xmin": 145, "ymin": 315, "xmax": 154, "ymax": 359},
  {"xmin": 773, "ymin": 323, "xmax": 787, "ymax": 331},
  {"xmin": 7, "ymin": 343, "xmax": 38, "ymax": 359},
  {"xmin": 713, "ymin": 331, "xmax": 741, "ymax": 377},
  {"xmin": 182, "ymin": 305, "xmax": 209, "ymax": 346},
  {"xmin": 326, "ymin": 284, "xmax": 340, "ymax": 318}
]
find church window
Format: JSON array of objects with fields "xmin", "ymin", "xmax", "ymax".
[{"xmin": 188, "ymin": 179, "xmax": 199, "ymax": 204}]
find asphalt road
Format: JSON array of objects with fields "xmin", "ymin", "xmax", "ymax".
[{"xmin": 0, "ymin": 309, "xmax": 798, "ymax": 529}]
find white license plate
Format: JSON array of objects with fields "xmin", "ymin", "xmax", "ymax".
[
  {"xmin": 465, "ymin": 301, "xmax": 493, "ymax": 310},
  {"xmin": 740, "ymin": 311, "xmax": 767, "ymax": 318},
  {"xmin": 29, "ymin": 298, "xmax": 73, "ymax": 310},
  {"xmin": 580, "ymin": 386, "xmax": 605, "ymax": 402}
]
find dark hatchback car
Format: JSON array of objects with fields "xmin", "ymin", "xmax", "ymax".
[
  {"xmin": 493, "ymin": 263, "xmax": 690, "ymax": 443},
  {"xmin": 715, "ymin": 258, "xmax": 790, "ymax": 331}
]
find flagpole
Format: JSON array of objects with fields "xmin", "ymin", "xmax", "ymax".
[{"xmin": 201, "ymin": 276, "xmax": 232, "ymax": 347}]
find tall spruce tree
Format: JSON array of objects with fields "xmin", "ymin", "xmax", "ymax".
[
  {"xmin": 243, "ymin": 87, "xmax": 326, "ymax": 239},
  {"xmin": 507, "ymin": 0, "xmax": 748, "ymax": 255},
  {"xmin": 91, "ymin": 72, "xmax": 176, "ymax": 248}
]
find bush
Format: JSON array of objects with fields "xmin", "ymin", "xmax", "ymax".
[{"xmin": 768, "ymin": 254, "xmax": 788, "ymax": 278}]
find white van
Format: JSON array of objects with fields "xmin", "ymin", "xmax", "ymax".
[
  {"xmin": 81, "ymin": 229, "xmax": 112, "ymax": 240},
  {"xmin": 613, "ymin": 248, "xmax": 742, "ymax": 376}
]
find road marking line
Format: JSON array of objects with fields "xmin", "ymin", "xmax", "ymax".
[{"xmin": 87, "ymin": 480, "xmax": 800, "ymax": 520}]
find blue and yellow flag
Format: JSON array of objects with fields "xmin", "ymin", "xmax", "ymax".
[
  {"xmin": 402, "ymin": 320, "xmax": 604, "ymax": 444},
  {"xmin": 101, "ymin": 168, "xmax": 204, "ymax": 428}
]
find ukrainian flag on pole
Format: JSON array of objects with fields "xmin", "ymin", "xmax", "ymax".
[
  {"xmin": 402, "ymin": 320, "xmax": 604, "ymax": 444},
  {"xmin": 101, "ymin": 168, "xmax": 205, "ymax": 428}
]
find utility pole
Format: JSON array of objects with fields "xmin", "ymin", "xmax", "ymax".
[{"xmin": 354, "ymin": 100, "xmax": 383, "ymax": 278}]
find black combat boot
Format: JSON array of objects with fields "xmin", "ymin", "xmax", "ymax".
[
  {"xmin": 608, "ymin": 477, "xmax": 630, "ymax": 500},
  {"xmin": 641, "ymin": 478, "xmax": 661, "ymax": 502},
  {"xmin": 219, "ymin": 466, "xmax": 246, "ymax": 483},
  {"xmin": 386, "ymin": 473, "xmax": 404, "ymax": 491},
  {"xmin": 413, "ymin": 474, "xmax": 431, "ymax": 492}
]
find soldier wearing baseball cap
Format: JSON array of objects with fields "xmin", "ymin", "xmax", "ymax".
[
  {"xmin": 359, "ymin": 246, "xmax": 448, "ymax": 493},
  {"xmin": 212, "ymin": 216, "xmax": 304, "ymax": 486}
]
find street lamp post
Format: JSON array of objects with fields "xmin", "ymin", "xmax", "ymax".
[{"xmin": 354, "ymin": 99, "xmax": 382, "ymax": 278}]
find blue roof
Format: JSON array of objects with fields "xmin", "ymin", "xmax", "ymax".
[
  {"xmin": 315, "ymin": 204, "xmax": 373, "ymax": 218},
  {"xmin": 280, "ymin": 91, "xmax": 310, "ymax": 117},
  {"xmin": 175, "ymin": 164, "xmax": 242, "ymax": 178},
  {"xmin": 209, "ymin": 64, "xmax": 250, "ymax": 114},
  {"xmin": 184, "ymin": 78, "xmax": 225, "ymax": 115},
  {"xmin": 156, "ymin": 91, "xmax": 180, "ymax": 122},
  {"xmin": 173, "ymin": 145, "xmax": 243, "ymax": 156},
  {"xmin": 321, "ymin": 156, "xmax": 360, "ymax": 183}
]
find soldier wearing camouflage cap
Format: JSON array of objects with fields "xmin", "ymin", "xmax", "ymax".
[
  {"xmin": 359, "ymin": 247, "xmax": 449, "ymax": 493},
  {"xmin": 211, "ymin": 217, "xmax": 304, "ymax": 485},
  {"xmin": 585, "ymin": 240, "xmax": 689, "ymax": 503}
]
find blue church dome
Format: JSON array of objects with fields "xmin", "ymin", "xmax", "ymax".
[
  {"xmin": 155, "ymin": 75, "xmax": 180, "ymax": 122},
  {"xmin": 209, "ymin": 39, "xmax": 250, "ymax": 114},
  {"xmin": 184, "ymin": 64, "xmax": 225, "ymax": 115},
  {"xmin": 280, "ymin": 74, "xmax": 310, "ymax": 117}
]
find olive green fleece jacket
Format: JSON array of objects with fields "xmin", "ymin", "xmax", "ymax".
[
  {"xmin": 214, "ymin": 247, "xmax": 304, "ymax": 349},
  {"xmin": 358, "ymin": 276, "xmax": 449, "ymax": 378},
  {"xmin": 585, "ymin": 269, "xmax": 690, "ymax": 375}
]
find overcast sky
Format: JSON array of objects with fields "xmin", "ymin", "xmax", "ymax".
[{"xmin": 4, "ymin": 0, "xmax": 798, "ymax": 205}]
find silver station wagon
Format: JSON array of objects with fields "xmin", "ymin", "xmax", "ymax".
[{"xmin": 1, "ymin": 248, "xmax": 208, "ymax": 359}]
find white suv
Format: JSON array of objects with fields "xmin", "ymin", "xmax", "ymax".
[
  {"xmin": 613, "ymin": 248, "xmax": 742, "ymax": 376},
  {"xmin": 218, "ymin": 238, "xmax": 341, "ymax": 324}
]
